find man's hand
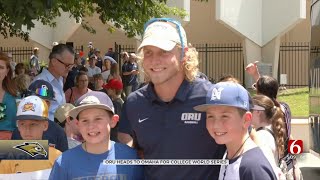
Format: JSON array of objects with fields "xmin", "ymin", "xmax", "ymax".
[
  {"xmin": 245, "ymin": 61, "xmax": 260, "ymax": 81},
  {"xmin": 245, "ymin": 61, "xmax": 259, "ymax": 75},
  {"xmin": 132, "ymin": 70, "xmax": 139, "ymax": 75}
]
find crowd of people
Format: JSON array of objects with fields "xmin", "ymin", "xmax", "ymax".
[{"xmin": 0, "ymin": 17, "xmax": 303, "ymax": 180}]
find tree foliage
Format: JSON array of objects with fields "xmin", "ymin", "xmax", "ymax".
[{"xmin": 0, "ymin": 0, "xmax": 187, "ymax": 41}]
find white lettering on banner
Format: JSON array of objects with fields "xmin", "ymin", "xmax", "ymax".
[{"xmin": 103, "ymin": 159, "xmax": 229, "ymax": 166}]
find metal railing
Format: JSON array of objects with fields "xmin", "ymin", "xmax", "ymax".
[
  {"xmin": 194, "ymin": 43, "xmax": 244, "ymax": 84},
  {"xmin": 278, "ymin": 42, "xmax": 309, "ymax": 88},
  {"xmin": 0, "ymin": 46, "xmax": 33, "ymax": 63}
]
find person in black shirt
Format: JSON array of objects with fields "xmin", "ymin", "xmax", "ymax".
[{"xmin": 64, "ymin": 53, "xmax": 83, "ymax": 91}]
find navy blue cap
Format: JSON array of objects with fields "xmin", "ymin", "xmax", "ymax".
[
  {"xmin": 194, "ymin": 82, "xmax": 250, "ymax": 111},
  {"xmin": 69, "ymin": 91, "xmax": 114, "ymax": 118},
  {"xmin": 28, "ymin": 80, "xmax": 55, "ymax": 101}
]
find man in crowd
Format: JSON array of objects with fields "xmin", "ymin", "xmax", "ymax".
[
  {"xmin": 33, "ymin": 43, "xmax": 74, "ymax": 121},
  {"xmin": 118, "ymin": 18, "xmax": 225, "ymax": 179}
]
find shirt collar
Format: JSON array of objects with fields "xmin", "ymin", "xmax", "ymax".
[
  {"xmin": 146, "ymin": 79, "xmax": 192, "ymax": 103},
  {"xmin": 42, "ymin": 68, "xmax": 62, "ymax": 83}
]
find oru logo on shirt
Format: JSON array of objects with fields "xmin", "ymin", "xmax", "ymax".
[{"xmin": 181, "ymin": 113, "xmax": 201, "ymax": 124}]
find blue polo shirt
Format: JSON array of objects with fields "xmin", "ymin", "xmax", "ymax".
[
  {"xmin": 122, "ymin": 62, "xmax": 138, "ymax": 86},
  {"xmin": 119, "ymin": 78, "xmax": 226, "ymax": 180}
]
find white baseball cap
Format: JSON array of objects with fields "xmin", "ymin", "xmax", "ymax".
[
  {"xmin": 16, "ymin": 96, "xmax": 49, "ymax": 121},
  {"xmin": 69, "ymin": 91, "xmax": 115, "ymax": 118},
  {"xmin": 138, "ymin": 20, "xmax": 187, "ymax": 52}
]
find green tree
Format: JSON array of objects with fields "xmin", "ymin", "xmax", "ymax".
[{"xmin": 0, "ymin": 0, "xmax": 187, "ymax": 41}]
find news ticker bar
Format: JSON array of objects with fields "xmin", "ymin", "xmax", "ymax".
[{"xmin": 103, "ymin": 159, "xmax": 229, "ymax": 165}]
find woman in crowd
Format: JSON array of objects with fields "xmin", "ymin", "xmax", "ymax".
[
  {"xmin": 246, "ymin": 62, "xmax": 302, "ymax": 179},
  {"xmin": 108, "ymin": 61, "xmax": 122, "ymax": 82},
  {"xmin": 14, "ymin": 63, "xmax": 27, "ymax": 76},
  {"xmin": 0, "ymin": 52, "xmax": 17, "ymax": 139},
  {"xmin": 65, "ymin": 71, "xmax": 92, "ymax": 105},
  {"xmin": 252, "ymin": 95, "xmax": 286, "ymax": 179},
  {"xmin": 14, "ymin": 74, "xmax": 31, "ymax": 99}
]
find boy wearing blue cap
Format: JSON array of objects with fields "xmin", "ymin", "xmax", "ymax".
[
  {"xmin": 49, "ymin": 91, "xmax": 143, "ymax": 180},
  {"xmin": 194, "ymin": 82, "xmax": 277, "ymax": 180}
]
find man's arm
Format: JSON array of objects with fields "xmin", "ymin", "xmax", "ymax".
[
  {"xmin": 117, "ymin": 102, "xmax": 134, "ymax": 147},
  {"xmin": 123, "ymin": 71, "xmax": 134, "ymax": 76},
  {"xmin": 245, "ymin": 61, "xmax": 260, "ymax": 82},
  {"xmin": 118, "ymin": 132, "xmax": 133, "ymax": 147}
]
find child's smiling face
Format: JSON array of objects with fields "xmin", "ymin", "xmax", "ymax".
[
  {"xmin": 77, "ymin": 108, "xmax": 117, "ymax": 145},
  {"xmin": 206, "ymin": 106, "xmax": 250, "ymax": 145}
]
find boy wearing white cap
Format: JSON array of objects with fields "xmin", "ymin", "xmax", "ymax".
[
  {"xmin": 194, "ymin": 82, "xmax": 277, "ymax": 180},
  {"xmin": 0, "ymin": 96, "xmax": 61, "ymax": 173},
  {"xmin": 49, "ymin": 91, "xmax": 143, "ymax": 179}
]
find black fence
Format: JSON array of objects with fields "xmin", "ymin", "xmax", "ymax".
[
  {"xmin": 74, "ymin": 45, "xmax": 84, "ymax": 53},
  {"xmin": 278, "ymin": 42, "xmax": 309, "ymax": 88},
  {"xmin": 0, "ymin": 46, "xmax": 33, "ymax": 63},
  {"xmin": 311, "ymin": 44, "xmax": 320, "ymax": 60},
  {"xmin": 114, "ymin": 43, "xmax": 245, "ymax": 84},
  {"xmin": 194, "ymin": 43, "xmax": 244, "ymax": 84},
  {"xmin": 115, "ymin": 43, "xmax": 136, "ymax": 72}
]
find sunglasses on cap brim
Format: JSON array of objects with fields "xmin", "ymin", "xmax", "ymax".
[
  {"xmin": 144, "ymin": 17, "xmax": 185, "ymax": 60},
  {"xmin": 26, "ymin": 87, "xmax": 55, "ymax": 100}
]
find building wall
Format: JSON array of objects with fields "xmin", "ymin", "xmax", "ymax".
[
  {"xmin": 0, "ymin": 0, "xmax": 314, "ymax": 84},
  {"xmin": 67, "ymin": 14, "xmax": 137, "ymax": 56},
  {"xmin": 184, "ymin": 0, "xmax": 243, "ymax": 44}
]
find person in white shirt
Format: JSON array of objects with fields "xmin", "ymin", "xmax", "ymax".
[
  {"xmin": 252, "ymin": 94, "xmax": 287, "ymax": 179},
  {"xmin": 33, "ymin": 44, "xmax": 74, "ymax": 121},
  {"xmin": 86, "ymin": 54, "xmax": 101, "ymax": 86}
]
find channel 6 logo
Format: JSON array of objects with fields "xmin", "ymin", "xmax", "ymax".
[{"xmin": 288, "ymin": 140, "xmax": 303, "ymax": 154}]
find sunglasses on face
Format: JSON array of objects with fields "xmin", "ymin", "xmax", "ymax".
[{"xmin": 0, "ymin": 103, "xmax": 6, "ymax": 122}]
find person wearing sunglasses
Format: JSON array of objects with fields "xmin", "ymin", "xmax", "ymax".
[
  {"xmin": 118, "ymin": 18, "xmax": 226, "ymax": 179},
  {"xmin": 65, "ymin": 71, "xmax": 92, "ymax": 105},
  {"xmin": 32, "ymin": 43, "xmax": 74, "ymax": 122},
  {"xmin": 11, "ymin": 80, "xmax": 69, "ymax": 152},
  {"xmin": 0, "ymin": 52, "xmax": 18, "ymax": 140}
]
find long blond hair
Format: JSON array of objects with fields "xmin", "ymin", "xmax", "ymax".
[
  {"xmin": 138, "ymin": 44, "xmax": 200, "ymax": 82},
  {"xmin": 182, "ymin": 44, "xmax": 199, "ymax": 82}
]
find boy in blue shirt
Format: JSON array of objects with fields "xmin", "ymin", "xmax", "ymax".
[
  {"xmin": 194, "ymin": 82, "xmax": 277, "ymax": 180},
  {"xmin": 49, "ymin": 91, "xmax": 144, "ymax": 180}
]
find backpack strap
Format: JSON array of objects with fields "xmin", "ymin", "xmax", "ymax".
[
  {"xmin": 279, "ymin": 102, "xmax": 291, "ymax": 137},
  {"xmin": 256, "ymin": 127, "xmax": 275, "ymax": 139}
]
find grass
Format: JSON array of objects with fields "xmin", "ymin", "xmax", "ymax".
[
  {"xmin": 249, "ymin": 87, "xmax": 309, "ymax": 118},
  {"xmin": 277, "ymin": 87, "xmax": 309, "ymax": 118}
]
